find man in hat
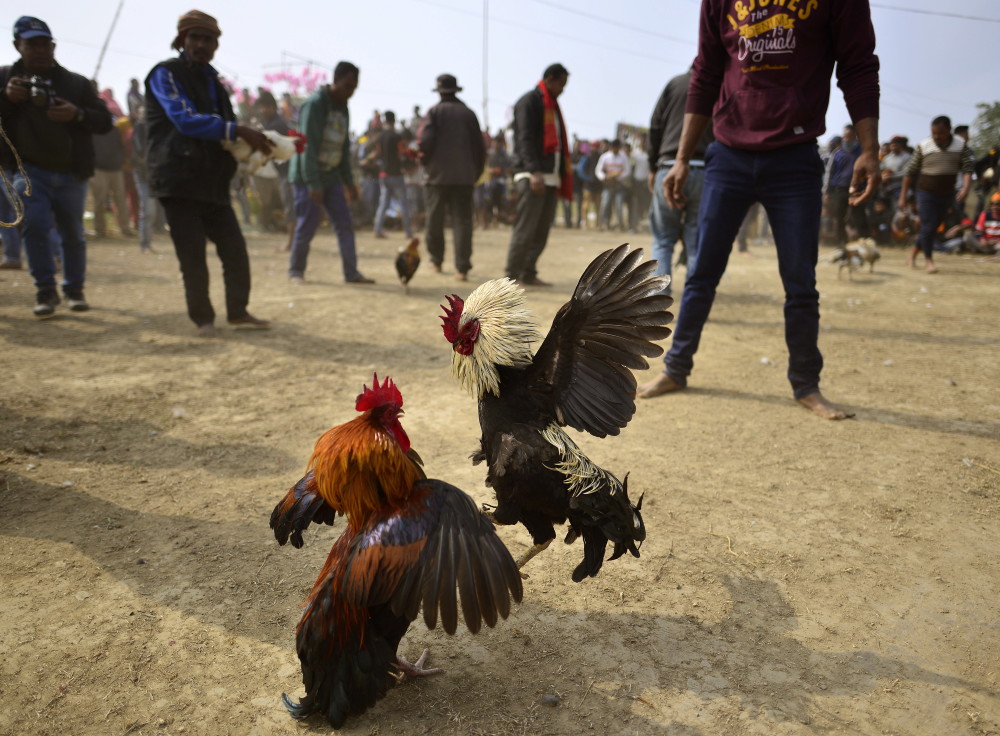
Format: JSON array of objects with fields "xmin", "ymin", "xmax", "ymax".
[
  {"xmin": 504, "ymin": 63, "xmax": 571, "ymax": 286},
  {"xmin": 417, "ymin": 73, "xmax": 485, "ymax": 280},
  {"xmin": 0, "ymin": 16, "xmax": 112, "ymax": 317},
  {"xmin": 145, "ymin": 10, "xmax": 273, "ymax": 336},
  {"xmin": 287, "ymin": 61, "xmax": 373, "ymax": 285}
]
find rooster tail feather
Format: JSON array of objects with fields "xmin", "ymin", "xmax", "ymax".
[{"xmin": 270, "ymin": 470, "xmax": 337, "ymax": 548}]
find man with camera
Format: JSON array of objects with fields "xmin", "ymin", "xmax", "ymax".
[{"xmin": 0, "ymin": 16, "xmax": 112, "ymax": 317}]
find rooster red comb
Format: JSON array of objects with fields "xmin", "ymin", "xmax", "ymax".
[
  {"xmin": 440, "ymin": 294, "xmax": 464, "ymax": 343},
  {"xmin": 288, "ymin": 129, "xmax": 307, "ymax": 154},
  {"xmin": 355, "ymin": 373, "xmax": 404, "ymax": 413}
]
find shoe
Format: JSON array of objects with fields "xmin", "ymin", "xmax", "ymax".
[
  {"xmin": 33, "ymin": 291, "xmax": 60, "ymax": 318},
  {"xmin": 432, "ymin": 263, "xmax": 443, "ymax": 274},
  {"xmin": 289, "ymin": 276, "xmax": 305, "ymax": 285},
  {"xmin": 140, "ymin": 246, "xmax": 157, "ymax": 254},
  {"xmin": 374, "ymin": 232, "xmax": 389, "ymax": 239},
  {"xmin": 455, "ymin": 272, "xmax": 468, "ymax": 282},
  {"xmin": 196, "ymin": 323, "xmax": 218, "ymax": 338},
  {"xmin": 0, "ymin": 260, "xmax": 22, "ymax": 270},
  {"xmin": 520, "ymin": 276, "xmax": 552, "ymax": 287},
  {"xmin": 347, "ymin": 275, "xmax": 375, "ymax": 284},
  {"xmin": 65, "ymin": 292, "xmax": 90, "ymax": 312},
  {"xmin": 228, "ymin": 314, "xmax": 270, "ymax": 329}
]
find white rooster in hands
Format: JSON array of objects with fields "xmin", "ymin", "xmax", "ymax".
[{"xmin": 223, "ymin": 129, "xmax": 307, "ymax": 175}]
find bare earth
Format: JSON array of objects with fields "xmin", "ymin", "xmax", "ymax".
[{"xmin": 1, "ymin": 224, "xmax": 998, "ymax": 736}]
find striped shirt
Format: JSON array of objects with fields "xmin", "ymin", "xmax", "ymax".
[{"xmin": 905, "ymin": 135, "xmax": 974, "ymax": 196}]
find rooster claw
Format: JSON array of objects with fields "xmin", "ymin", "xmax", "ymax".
[{"xmin": 394, "ymin": 649, "xmax": 444, "ymax": 682}]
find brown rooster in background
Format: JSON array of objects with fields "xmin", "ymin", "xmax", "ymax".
[
  {"xmin": 395, "ymin": 237, "xmax": 421, "ymax": 293},
  {"xmin": 270, "ymin": 375, "xmax": 522, "ymax": 728},
  {"xmin": 440, "ymin": 245, "xmax": 673, "ymax": 582}
]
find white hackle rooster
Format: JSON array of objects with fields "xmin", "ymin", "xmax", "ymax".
[{"xmin": 223, "ymin": 129, "xmax": 306, "ymax": 175}]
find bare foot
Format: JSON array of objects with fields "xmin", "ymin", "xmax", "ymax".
[
  {"xmin": 926, "ymin": 263, "xmax": 938, "ymax": 274},
  {"xmin": 637, "ymin": 372, "xmax": 685, "ymax": 399},
  {"xmin": 796, "ymin": 391, "xmax": 855, "ymax": 420},
  {"xmin": 394, "ymin": 649, "xmax": 444, "ymax": 682}
]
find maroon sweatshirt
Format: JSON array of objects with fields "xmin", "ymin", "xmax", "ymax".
[{"xmin": 686, "ymin": 0, "xmax": 879, "ymax": 151}]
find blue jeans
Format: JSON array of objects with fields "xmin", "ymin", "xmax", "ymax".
[
  {"xmin": 288, "ymin": 183, "xmax": 362, "ymax": 281},
  {"xmin": 133, "ymin": 171, "xmax": 154, "ymax": 249},
  {"xmin": 649, "ymin": 165, "xmax": 705, "ymax": 294},
  {"xmin": 14, "ymin": 164, "xmax": 88, "ymax": 294},
  {"xmin": 915, "ymin": 190, "xmax": 953, "ymax": 260},
  {"xmin": 1, "ymin": 174, "xmax": 23, "ymax": 264},
  {"xmin": 374, "ymin": 175, "xmax": 412, "ymax": 237},
  {"xmin": 599, "ymin": 182, "xmax": 627, "ymax": 229},
  {"xmin": 664, "ymin": 141, "xmax": 825, "ymax": 399}
]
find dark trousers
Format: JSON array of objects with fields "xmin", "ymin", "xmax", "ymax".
[
  {"xmin": 915, "ymin": 190, "xmax": 954, "ymax": 260},
  {"xmin": 160, "ymin": 198, "xmax": 251, "ymax": 326},
  {"xmin": 425, "ymin": 184, "xmax": 474, "ymax": 274},
  {"xmin": 505, "ymin": 178, "xmax": 558, "ymax": 280},
  {"xmin": 826, "ymin": 185, "xmax": 850, "ymax": 245},
  {"xmin": 664, "ymin": 141, "xmax": 825, "ymax": 399}
]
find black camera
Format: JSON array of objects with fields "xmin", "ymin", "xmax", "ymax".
[{"xmin": 25, "ymin": 75, "xmax": 56, "ymax": 109}]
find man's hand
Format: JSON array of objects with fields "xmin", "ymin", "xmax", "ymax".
[
  {"xmin": 848, "ymin": 150, "xmax": 880, "ymax": 206},
  {"xmin": 663, "ymin": 162, "xmax": 690, "ymax": 209},
  {"xmin": 897, "ymin": 194, "xmax": 907, "ymax": 212},
  {"xmin": 235, "ymin": 125, "xmax": 275, "ymax": 155},
  {"xmin": 530, "ymin": 172, "xmax": 545, "ymax": 195},
  {"xmin": 4, "ymin": 77, "xmax": 28, "ymax": 104},
  {"xmin": 47, "ymin": 98, "xmax": 78, "ymax": 123},
  {"xmin": 956, "ymin": 187, "xmax": 970, "ymax": 204}
]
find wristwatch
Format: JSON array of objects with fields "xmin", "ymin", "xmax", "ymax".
[{"xmin": 75, "ymin": 106, "xmax": 85, "ymax": 124}]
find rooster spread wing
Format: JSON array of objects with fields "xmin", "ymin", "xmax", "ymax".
[
  {"xmin": 526, "ymin": 244, "xmax": 673, "ymax": 438},
  {"xmin": 270, "ymin": 470, "xmax": 337, "ymax": 549},
  {"xmin": 340, "ymin": 479, "xmax": 523, "ymax": 635}
]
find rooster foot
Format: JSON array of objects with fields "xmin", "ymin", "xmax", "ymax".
[
  {"xmin": 514, "ymin": 539, "xmax": 553, "ymax": 577},
  {"xmin": 481, "ymin": 503, "xmax": 501, "ymax": 526},
  {"xmin": 394, "ymin": 649, "xmax": 444, "ymax": 683}
]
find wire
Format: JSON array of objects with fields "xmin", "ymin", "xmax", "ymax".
[
  {"xmin": 526, "ymin": 0, "xmax": 696, "ymax": 45},
  {"xmin": 871, "ymin": 2, "xmax": 1000, "ymax": 24}
]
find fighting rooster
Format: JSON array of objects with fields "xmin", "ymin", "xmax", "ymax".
[
  {"xmin": 440, "ymin": 245, "xmax": 673, "ymax": 581},
  {"xmin": 270, "ymin": 375, "xmax": 522, "ymax": 728}
]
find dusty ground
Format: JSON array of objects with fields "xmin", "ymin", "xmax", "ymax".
[{"xmin": 0, "ymin": 222, "xmax": 998, "ymax": 736}]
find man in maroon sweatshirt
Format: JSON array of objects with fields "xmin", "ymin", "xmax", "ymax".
[{"xmin": 638, "ymin": 0, "xmax": 880, "ymax": 419}]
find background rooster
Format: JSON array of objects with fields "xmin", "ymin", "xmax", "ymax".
[
  {"xmin": 440, "ymin": 245, "xmax": 673, "ymax": 582},
  {"xmin": 269, "ymin": 375, "xmax": 522, "ymax": 728},
  {"xmin": 395, "ymin": 237, "xmax": 421, "ymax": 293},
  {"xmin": 830, "ymin": 237, "xmax": 880, "ymax": 280}
]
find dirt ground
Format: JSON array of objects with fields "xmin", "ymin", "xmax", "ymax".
[{"xmin": 1, "ymin": 221, "xmax": 998, "ymax": 736}]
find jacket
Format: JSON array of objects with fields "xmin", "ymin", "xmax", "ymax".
[
  {"xmin": 647, "ymin": 71, "xmax": 714, "ymax": 169},
  {"xmin": 144, "ymin": 56, "xmax": 237, "ymax": 204},
  {"xmin": 418, "ymin": 95, "xmax": 485, "ymax": 186},
  {"xmin": 0, "ymin": 59, "xmax": 112, "ymax": 178},
  {"xmin": 510, "ymin": 87, "xmax": 558, "ymax": 176},
  {"xmin": 288, "ymin": 87, "xmax": 353, "ymax": 190}
]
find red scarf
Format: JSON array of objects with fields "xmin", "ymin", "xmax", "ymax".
[{"xmin": 538, "ymin": 80, "xmax": 573, "ymax": 201}]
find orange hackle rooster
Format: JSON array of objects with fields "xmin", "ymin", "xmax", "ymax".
[
  {"xmin": 270, "ymin": 375, "xmax": 523, "ymax": 728},
  {"xmin": 395, "ymin": 237, "xmax": 421, "ymax": 293},
  {"xmin": 440, "ymin": 245, "xmax": 673, "ymax": 582}
]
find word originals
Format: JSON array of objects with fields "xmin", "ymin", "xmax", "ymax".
[
  {"xmin": 738, "ymin": 27, "xmax": 796, "ymax": 63},
  {"xmin": 727, "ymin": 0, "xmax": 819, "ymax": 28}
]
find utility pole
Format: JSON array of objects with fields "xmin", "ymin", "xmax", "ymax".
[
  {"xmin": 93, "ymin": 0, "xmax": 125, "ymax": 83},
  {"xmin": 482, "ymin": 0, "xmax": 489, "ymax": 132}
]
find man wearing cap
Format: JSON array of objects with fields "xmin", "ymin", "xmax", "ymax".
[
  {"xmin": 504, "ymin": 63, "xmax": 572, "ymax": 287},
  {"xmin": 145, "ymin": 10, "xmax": 273, "ymax": 336},
  {"xmin": 0, "ymin": 16, "xmax": 112, "ymax": 317},
  {"xmin": 417, "ymin": 74, "xmax": 485, "ymax": 280},
  {"xmin": 287, "ymin": 61, "xmax": 372, "ymax": 285}
]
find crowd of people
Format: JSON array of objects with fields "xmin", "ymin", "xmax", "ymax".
[{"xmin": 2, "ymin": 9, "xmax": 998, "ymax": 342}]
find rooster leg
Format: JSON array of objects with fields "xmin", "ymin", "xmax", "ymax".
[
  {"xmin": 394, "ymin": 649, "xmax": 444, "ymax": 682},
  {"xmin": 514, "ymin": 539, "xmax": 552, "ymax": 574}
]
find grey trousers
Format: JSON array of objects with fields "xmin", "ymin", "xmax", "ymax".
[{"xmin": 505, "ymin": 178, "xmax": 558, "ymax": 280}]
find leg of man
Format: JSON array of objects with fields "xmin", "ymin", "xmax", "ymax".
[
  {"xmin": 826, "ymin": 187, "xmax": 848, "ymax": 245},
  {"xmin": 599, "ymin": 187, "xmax": 612, "ymax": 230},
  {"xmin": 424, "ymin": 184, "xmax": 447, "ymax": 270},
  {"xmin": 49, "ymin": 173, "xmax": 89, "ymax": 297},
  {"xmin": 451, "ymin": 184, "xmax": 474, "ymax": 275},
  {"xmin": 519, "ymin": 187, "xmax": 558, "ymax": 282},
  {"xmin": 649, "ymin": 166, "xmax": 684, "ymax": 294},
  {"xmin": 660, "ymin": 143, "xmax": 755, "ymax": 388},
  {"xmin": 373, "ymin": 177, "xmax": 391, "ymax": 236},
  {"xmin": 201, "ymin": 202, "xmax": 252, "ymax": 321},
  {"xmin": 915, "ymin": 191, "xmax": 947, "ymax": 270},
  {"xmin": 391, "ymin": 176, "xmax": 413, "ymax": 238},
  {"xmin": 505, "ymin": 178, "xmax": 548, "ymax": 279},
  {"xmin": 161, "ymin": 198, "xmax": 215, "ymax": 327},
  {"xmin": 90, "ymin": 170, "xmax": 110, "ymax": 237},
  {"xmin": 288, "ymin": 184, "xmax": 320, "ymax": 279},
  {"xmin": 134, "ymin": 172, "xmax": 153, "ymax": 251},
  {"xmin": 110, "ymin": 171, "xmax": 131, "ymax": 234},
  {"xmin": 758, "ymin": 143, "xmax": 825, "ymax": 400},
  {"xmin": 322, "ymin": 183, "xmax": 364, "ymax": 282},
  {"xmin": 614, "ymin": 186, "xmax": 626, "ymax": 230},
  {"xmin": 15, "ymin": 165, "xmax": 59, "ymax": 298}
]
